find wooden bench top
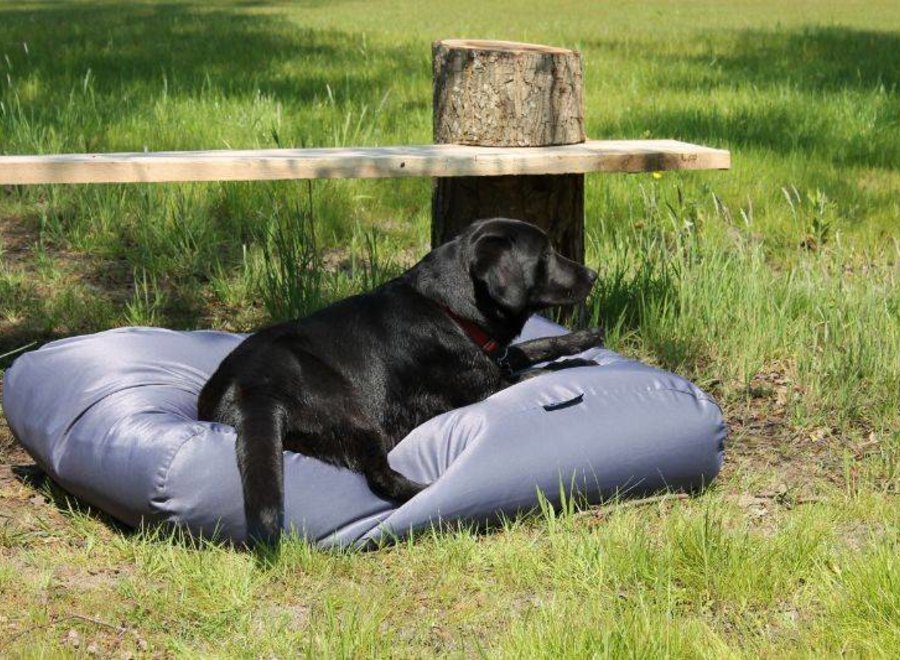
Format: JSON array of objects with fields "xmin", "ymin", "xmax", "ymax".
[{"xmin": 0, "ymin": 140, "xmax": 729, "ymax": 185}]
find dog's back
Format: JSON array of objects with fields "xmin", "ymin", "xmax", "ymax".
[{"xmin": 199, "ymin": 279, "xmax": 500, "ymax": 442}]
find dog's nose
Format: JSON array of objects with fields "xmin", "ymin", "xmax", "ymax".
[{"xmin": 585, "ymin": 267, "xmax": 598, "ymax": 284}]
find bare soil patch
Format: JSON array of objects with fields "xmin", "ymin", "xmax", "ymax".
[
  {"xmin": 0, "ymin": 215, "xmax": 36, "ymax": 267},
  {"xmin": 719, "ymin": 362, "xmax": 881, "ymax": 493}
]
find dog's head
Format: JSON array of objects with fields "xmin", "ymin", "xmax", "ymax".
[{"xmin": 463, "ymin": 218, "xmax": 597, "ymax": 315}]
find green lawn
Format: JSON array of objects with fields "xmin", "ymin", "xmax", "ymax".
[{"xmin": 1, "ymin": 1, "xmax": 898, "ymax": 656}]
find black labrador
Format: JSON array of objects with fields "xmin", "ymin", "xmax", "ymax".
[{"xmin": 198, "ymin": 218, "xmax": 603, "ymax": 546}]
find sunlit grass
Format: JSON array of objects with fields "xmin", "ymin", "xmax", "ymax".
[
  {"xmin": 1, "ymin": 0, "xmax": 898, "ymax": 655},
  {"xmin": 3, "ymin": 486, "xmax": 897, "ymax": 655}
]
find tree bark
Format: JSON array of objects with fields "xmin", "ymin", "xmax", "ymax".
[{"xmin": 431, "ymin": 39, "xmax": 585, "ymax": 262}]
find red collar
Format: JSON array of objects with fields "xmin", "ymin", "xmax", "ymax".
[{"xmin": 439, "ymin": 306, "xmax": 500, "ymax": 354}]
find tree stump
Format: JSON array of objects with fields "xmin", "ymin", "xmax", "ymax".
[{"xmin": 431, "ymin": 39, "xmax": 586, "ymax": 262}]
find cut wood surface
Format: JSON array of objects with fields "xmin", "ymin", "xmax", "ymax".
[{"xmin": 0, "ymin": 140, "xmax": 730, "ymax": 185}]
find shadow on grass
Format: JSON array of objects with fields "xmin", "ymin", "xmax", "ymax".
[
  {"xmin": 707, "ymin": 26, "xmax": 899, "ymax": 93},
  {"xmin": 588, "ymin": 26, "xmax": 899, "ymax": 170},
  {"xmin": 1, "ymin": 2, "xmax": 430, "ymax": 340},
  {"xmin": 625, "ymin": 103, "xmax": 898, "ymax": 171},
  {"xmin": 9, "ymin": 462, "xmax": 251, "ymax": 551},
  {"xmin": 0, "ymin": 330, "xmax": 59, "ymax": 371},
  {"xmin": 10, "ymin": 462, "xmax": 135, "ymax": 536},
  {"xmin": 0, "ymin": 1, "xmax": 426, "ymax": 147}
]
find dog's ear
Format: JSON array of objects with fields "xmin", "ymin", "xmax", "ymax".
[{"xmin": 470, "ymin": 234, "xmax": 527, "ymax": 312}]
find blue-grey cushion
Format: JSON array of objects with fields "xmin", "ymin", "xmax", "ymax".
[{"xmin": 2, "ymin": 316, "xmax": 725, "ymax": 548}]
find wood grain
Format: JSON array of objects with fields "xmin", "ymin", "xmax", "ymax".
[
  {"xmin": 432, "ymin": 39, "xmax": 584, "ymax": 147},
  {"xmin": 0, "ymin": 140, "xmax": 730, "ymax": 185}
]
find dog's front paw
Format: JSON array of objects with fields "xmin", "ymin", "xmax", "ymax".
[
  {"xmin": 569, "ymin": 326, "xmax": 604, "ymax": 349},
  {"xmin": 550, "ymin": 327, "xmax": 603, "ymax": 356},
  {"xmin": 543, "ymin": 357, "xmax": 598, "ymax": 372}
]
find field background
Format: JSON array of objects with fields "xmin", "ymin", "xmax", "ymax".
[{"xmin": 1, "ymin": 0, "xmax": 898, "ymax": 656}]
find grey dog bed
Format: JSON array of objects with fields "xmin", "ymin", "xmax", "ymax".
[{"xmin": 3, "ymin": 316, "xmax": 725, "ymax": 549}]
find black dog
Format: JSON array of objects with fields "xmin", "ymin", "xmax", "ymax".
[{"xmin": 198, "ymin": 218, "xmax": 602, "ymax": 546}]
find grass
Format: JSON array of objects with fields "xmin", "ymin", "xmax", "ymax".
[
  {"xmin": 2, "ymin": 486, "xmax": 897, "ymax": 656},
  {"xmin": 1, "ymin": 0, "xmax": 898, "ymax": 655}
]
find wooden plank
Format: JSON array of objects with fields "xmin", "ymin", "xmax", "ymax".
[{"xmin": 0, "ymin": 140, "xmax": 730, "ymax": 185}]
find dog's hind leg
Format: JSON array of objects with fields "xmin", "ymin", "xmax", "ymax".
[
  {"xmin": 362, "ymin": 449, "xmax": 426, "ymax": 503},
  {"xmin": 345, "ymin": 425, "xmax": 426, "ymax": 503},
  {"xmin": 233, "ymin": 401, "xmax": 287, "ymax": 548}
]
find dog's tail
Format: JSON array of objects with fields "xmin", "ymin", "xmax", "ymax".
[{"xmin": 233, "ymin": 402, "xmax": 286, "ymax": 547}]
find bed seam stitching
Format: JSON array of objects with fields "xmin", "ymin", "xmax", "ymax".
[{"xmin": 152, "ymin": 427, "xmax": 207, "ymax": 515}]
